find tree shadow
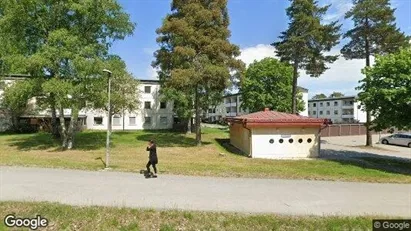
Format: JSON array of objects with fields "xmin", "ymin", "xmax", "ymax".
[
  {"xmin": 214, "ymin": 138, "xmax": 249, "ymax": 157},
  {"xmin": 320, "ymin": 149, "xmax": 411, "ymax": 176},
  {"xmin": 135, "ymin": 131, "xmax": 211, "ymax": 147},
  {"xmin": 6, "ymin": 131, "xmax": 116, "ymax": 151}
]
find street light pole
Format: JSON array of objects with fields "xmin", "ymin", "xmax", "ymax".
[{"xmin": 103, "ymin": 69, "xmax": 112, "ymax": 169}]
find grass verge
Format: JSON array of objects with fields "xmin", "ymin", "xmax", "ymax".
[{"xmin": 0, "ymin": 201, "xmax": 378, "ymax": 231}]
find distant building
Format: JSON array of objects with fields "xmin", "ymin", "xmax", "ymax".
[
  {"xmin": 307, "ymin": 96, "xmax": 366, "ymax": 123},
  {"xmin": 205, "ymin": 86, "xmax": 309, "ymax": 122},
  {"xmin": 0, "ymin": 75, "xmax": 174, "ymax": 131}
]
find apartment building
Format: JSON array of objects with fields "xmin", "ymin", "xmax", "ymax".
[
  {"xmin": 307, "ymin": 96, "xmax": 366, "ymax": 123},
  {"xmin": 206, "ymin": 86, "xmax": 309, "ymax": 122},
  {"xmin": 0, "ymin": 75, "xmax": 174, "ymax": 131}
]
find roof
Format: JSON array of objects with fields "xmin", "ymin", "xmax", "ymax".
[
  {"xmin": 308, "ymin": 95, "xmax": 357, "ymax": 102},
  {"xmin": 226, "ymin": 108, "xmax": 326, "ymax": 128},
  {"xmin": 138, "ymin": 79, "xmax": 160, "ymax": 84}
]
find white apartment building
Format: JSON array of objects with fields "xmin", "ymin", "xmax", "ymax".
[
  {"xmin": 206, "ymin": 86, "xmax": 309, "ymax": 122},
  {"xmin": 307, "ymin": 96, "xmax": 366, "ymax": 123},
  {"xmin": 0, "ymin": 75, "xmax": 174, "ymax": 131}
]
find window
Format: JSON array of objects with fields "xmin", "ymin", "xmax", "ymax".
[
  {"xmin": 160, "ymin": 116, "xmax": 168, "ymax": 125},
  {"xmin": 334, "ymin": 110, "xmax": 339, "ymax": 115},
  {"xmin": 144, "ymin": 117, "xmax": 151, "ymax": 124},
  {"xmin": 349, "ymin": 101, "xmax": 353, "ymax": 105},
  {"xmin": 208, "ymin": 109, "xmax": 213, "ymax": 113},
  {"xmin": 326, "ymin": 102, "xmax": 330, "ymax": 106},
  {"xmin": 298, "ymin": 138, "xmax": 303, "ymax": 143},
  {"xmin": 269, "ymin": 139, "xmax": 274, "ymax": 144},
  {"xmin": 94, "ymin": 117, "xmax": 103, "ymax": 125},
  {"xmin": 144, "ymin": 101, "xmax": 151, "ymax": 109},
  {"xmin": 326, "ymin": 110, "xmax": 330, "ymax": 115},
  {"xmin": 319, "ymin": 111, "xmax": 323, "ymax": 115},
  {"xmin": 238, "ymin": 96, "xmax": 242, "ymax": 102},
  {"xmin": 313, "ymin": 103, "xmax": 317, "ymax": 107},
  {"xmin": 129, "ymin": 116, "xmax": 136, "ymax": 125},
  {"xmin": 144, "ymin": 86, "xmax": 151, "ymax": 93},
  {"xmin": 289, "ymin": 138, "xmax": 294, "ymax": 143},
  {"xmin": 279, "ymin": 139, "xmax": 284, "ymax": 143},
  {"xmin": 334, "ymin": 101, "xmax": 338, "ymax": 106},
  {"xmin": 320, "ymin": 102, "xmax": 323, "ymax": 107},
  {"xmin": 160, "ymin": 102, "xmax": 167, "ymax": 109},
  {"xmin": 113, "ymin": 115, "xmax": 121, "ymax": 126},
  {"xmin": 226, "ymin": 107, "xmax": 230, "ymax": 113},
  {"xmin": 308, "ymin": 111, "xmax": 311, "ymax": 115},
  {"xmin": 307, "ymin": 138, "xmax": 312, "ymax": 143},
  {"xmin": 225, "ymin": 98, "xmax": 230, "ymax": 103},
  {"xmin": 313, "ymin": 111, "xmax": 316, "ymax": 115}
]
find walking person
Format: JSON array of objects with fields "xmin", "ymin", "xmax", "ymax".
[{"xmin": 146, "ymin": 140, "xmax": 158, "ymax": 178}]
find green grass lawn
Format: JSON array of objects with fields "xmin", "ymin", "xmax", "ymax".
[
  {"xmin": 1, "ymin": 127, "xmax": 410, "ymax": 183},
  {"xmin": 0, "ymin": 201, "xmax": 377, "ymax": 231}
]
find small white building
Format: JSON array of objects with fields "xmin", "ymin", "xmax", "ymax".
[
  {"xmin": 226, "ymin": 108, "xmax": 326, "ymax": 159},
  {"xmin": 308, "ymin": 96, "xmax": 366, "ymax": 123}
]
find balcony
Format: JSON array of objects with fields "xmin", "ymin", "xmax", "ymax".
[
  {"xmin": 341, "ymin": 114, "xmax": 354, "ymax": 118},
  {"xmin": 341, "ymin": 104, "xmax": 354, "ymax": 109}
]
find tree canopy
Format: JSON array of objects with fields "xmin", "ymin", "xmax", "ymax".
[
  {"xmin": 358, "ymin": 48, "xmax": 411, "ymax": 131},
  {"xmin": 312, "ymin": 93, "xmax": 327, "ymax": 100},
  {"xmin": 272, "ymin": 0, "xmax": 341, "ymax": 113},
  {"xmin": 0, "ymin": 0, "xmax": 135, "ymax": 148},
  {"xmin": 329, "ymin": 92, "xmax": 344, "ymax": 98},
  {"xmin": 153, "ymin": 0, "xmax": 244, "ymax": 145},
  {"xmin": 240, "ymin": 58, "xmax": 304, "ymax": 113}
]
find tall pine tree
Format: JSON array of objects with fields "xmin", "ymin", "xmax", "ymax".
[
  {"xmin": 341, "ymin": 0, "xmax": 409, "ymax": 146},
  {"xmin": 153, "ymin": 0, "xmax": 244, "ymax": 146},
  {"xmin": 272, "ymin": 0, "xmax": 341, "ymax": 114}
]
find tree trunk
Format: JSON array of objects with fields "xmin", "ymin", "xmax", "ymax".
[
  {"xmin": 195, "ymin": 87, "xmax": 201, "ymax": 146},
  {"xmin": 58, "ymin": 106, "xmax": 68, "ymax": 149},
  {"xmin": 50, "ymin": 93, "xmax": 60, "ymax": 138},
  {"xmin": 66, "ymin": 106, "xmax": 79, "ymax": 150},
  {"xmin": 186, "ymin": 118, "xmax": 192, "ymax": 134},
  {"xmin": 364, "ymin": 17, "xmax": 373, "ymax": 147},
  {"xmin": 291, "ymin": 62, "xmax": 299, "ymax": 114}
]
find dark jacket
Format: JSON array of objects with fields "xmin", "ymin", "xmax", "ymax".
[{"xmin": 146, "ymin": 144, "xmax": 158, "ymax": 164}]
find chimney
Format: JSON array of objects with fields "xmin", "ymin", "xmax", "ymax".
[{"xmin": 264, "ymin": 108, "xmax": 270, "ymax": 112}]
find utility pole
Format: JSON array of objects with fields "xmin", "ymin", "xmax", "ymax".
[{"xmin": 103, "ymin": 69, "xmax": 112, "ymax": 169}]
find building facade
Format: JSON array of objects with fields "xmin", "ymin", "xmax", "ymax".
[
  {"xmin": 0, "ymin": 75, "xmax": 174, "ymax": 131},
  {"xmin": 307, "ymin": 96, "xmax": 366, "ymax": 123},
  {"xmin": 205, "ymin": 86, "xmax": 309, "ymax": 122}
]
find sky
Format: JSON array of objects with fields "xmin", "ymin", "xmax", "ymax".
[{"xmin": 110, "ymin": 0, "xmax": 411, "ymax": 98}]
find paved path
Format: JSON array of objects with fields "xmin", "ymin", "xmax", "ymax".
[{"xmin": 1, "ymin": 166, "xmax": 410, "ymax": 217}]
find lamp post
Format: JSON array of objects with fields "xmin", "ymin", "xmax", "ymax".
[{"xmin": 103, "ymin": 69, "xmax": 112, "ymax": 169}]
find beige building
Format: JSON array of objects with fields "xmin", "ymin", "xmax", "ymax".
[{"xmin": 226, "ymin": 108, "xmax": 325, "ymax": 159}]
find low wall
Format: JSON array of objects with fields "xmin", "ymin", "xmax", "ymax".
[{"xmin": 321, "ymin": 124, "xmax": 411, "ymax": 137}]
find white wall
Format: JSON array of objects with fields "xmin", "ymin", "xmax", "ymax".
[
  {"xmin": 85, "ymin": 81, "xmax": 174, "ymax": 130},
  {"xmin": 300, "ymin": 92, "xmax": 308, "ymax": 116},
  {"xmin": 251, "ymin": 127, "xmax": 320, "ymax": 159}
]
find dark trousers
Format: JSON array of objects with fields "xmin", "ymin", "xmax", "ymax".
[{"xmin": 146, "ymin": 160, "xmax": 157, "ymax": 174}]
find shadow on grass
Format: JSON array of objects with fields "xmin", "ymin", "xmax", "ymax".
[
  {"xmin": 320, "ymin": 149, "xmax": 411, "ymax": 176},
  {"xmin": 136, "ymin": 131, "xmax": 211, "ymax": 147},
  {"xmin": 6, "ymin": 131, "xmax": 116, "ymax": 151},
  {"xmin": 214, "ymin": 138, "xmax": 248, "ymax": 157}
]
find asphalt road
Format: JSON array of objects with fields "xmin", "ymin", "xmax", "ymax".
[{"xmin": 1, "ymin": 166, "xmax": 410, "ymax": 217}]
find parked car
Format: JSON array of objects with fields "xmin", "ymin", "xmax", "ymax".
[{"xmin": 379, "ymin": 133, "xmax": 411, "ymax": 148}]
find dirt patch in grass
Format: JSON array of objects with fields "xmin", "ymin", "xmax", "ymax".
[{"xmin": 0, "ymin": 201, "xmax": 379, "ymax": 231}]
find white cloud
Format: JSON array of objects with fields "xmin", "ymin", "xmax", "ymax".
[
  {"xmin": 238, "ymin": 44, "xmax": 276, "ymax": 67},
  {"xmin": 145, "ymin": 66, "xmax": 159, "ymax": 80},
  {"xmin": 322, "ymin": 0, "xmax": 353, "ymax": 25},
  {"xmin": 237, "ymin": 44, "xmax": 373, "ymax": 98}
]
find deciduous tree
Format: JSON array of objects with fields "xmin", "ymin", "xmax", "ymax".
[
  {"xmin": 329, "ymin": 92, "xmax": 344, "ymax": 98},
  {"xmin": 358, "ymin": 48, "xmax": 411, "ymax": 131},
  {"xmin": 240, "ymin": 58, "xmax": 304, "ymax": 113},
  {"xmin": 312, "ymin": 93, "xmax": 327, "ymax": 99}
]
